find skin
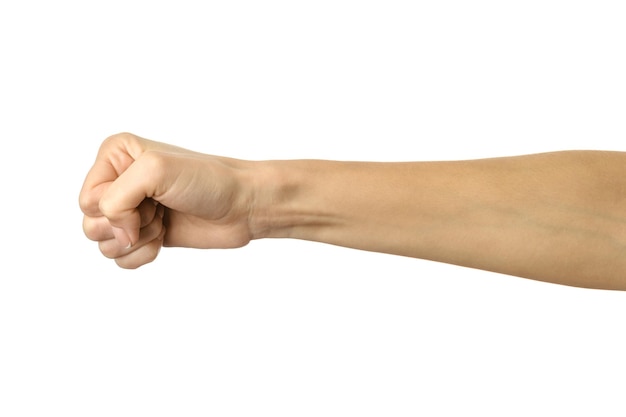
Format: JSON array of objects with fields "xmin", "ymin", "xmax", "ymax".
[{"xmin": 79, "ymin": 132, "xmax": 626, "ymax": 290}]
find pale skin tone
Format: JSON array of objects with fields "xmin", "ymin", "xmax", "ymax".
[{"xmin": 79, "ymin": 132, "xmax": 626, "ymax": 290}]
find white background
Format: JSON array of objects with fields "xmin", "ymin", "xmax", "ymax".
[{"xmin": 1, "ymin": 1, "xmax": 625, "ymax": 416}]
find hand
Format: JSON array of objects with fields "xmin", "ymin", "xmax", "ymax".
[{"xmin": 79, "ymin": 133, "xmax": 254, "ymax": 268}]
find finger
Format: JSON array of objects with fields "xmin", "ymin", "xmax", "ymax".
[
  {"xmin": 83, "ymin": 199, "xmax": 160, "ymax": 242},
  {"xmin": 114, "ymin": 234, "xmax": 165, "ymax": 269},
  {"xmin": 137, "ymin": 198, "xmax": 159, "ymax": 228},
  {"xmin": 79, "ymin": 133, "xmax": 147, "ymax": 217},
  {"xmin": 79, "ymin": 133, "xmax": 196, "ymax": 218},
  {"xmin": 99, "ymin": 151, "xmax": 170, "ymax": 248},
  {"xmin": 83, "ymin": 215, "xmax": 113, "ymax": 242},
  {"xmin": 79, "ymin": 162, "xmax": 117, "ymax": 218},
  {"xmin": 98, "ymin": 209, "xmax": 165, "ymax": 259}
]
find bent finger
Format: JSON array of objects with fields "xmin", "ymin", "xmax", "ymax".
[
  {"xmin": 98, "ymin": 209, "xmax": 165, "ymax": 259},
  {"xmin": 79, "ymin": 133, "xmax": 147, "ymax": 217},
  {"xmin": 83, "ymin": 215, "xmax": 113, "ymax": 242},
  {"xmin": 83, "ymin": 199, "xmax": 161, "ymax": 242},
  {"xmin": 114, "ymin": 238, "xmax": 163, "ymax": 269},
  {"xmin": 99, "ymin": 151, "xmax": 171, "ymax": 248}
]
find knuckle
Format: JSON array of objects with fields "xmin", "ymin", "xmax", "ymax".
[
  {"xmin": 98, "ymin": 240, "xmax": 118, "ymax": 259},
  {"xmin": 140, "ymin": 150, "xmax": 168, "ymax": 173},
  {"xmin": 144, "ymin": 243, "xmax": 161, "ymax": 264},
  {"xmin": 103, "ymin": 132, "xmax": 138, "ymax": 147},
  {"xmin": 114, "ymin": 242, "xmax": 160, "ymax": 269},
  {"xmin": 115, "ymin": 258, "xmax": 140, "ymax": 269},
  {"xmin": 98, "ymin": 197, "xmax": 117, "ymax": 220},
  {"xmin": 138, "ymin": 200, "xmax": 157, "ymax": 228},
  {"xmin": 78, "ymin": 190, "xmax": 98, "ymax": 215},
  {"xmin": 136, "ymin": 151, "xmax": 168, "ymax": 187},
  {"xmin": 82, "ymin": 217, "xmax": 101, "ymax": 241},
  {"xmin": 100, "ymin": 132, "xmax": 144, "ymax": 159},
  {"xmin": 147, "ymin": 214, "xmax": 164, "ymax": 236}
]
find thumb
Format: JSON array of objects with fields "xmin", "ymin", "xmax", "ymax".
[{"xmin": 99, "ymin": 152, "xmax": 165, "ymax": 248}]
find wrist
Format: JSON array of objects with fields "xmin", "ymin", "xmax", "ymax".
[{"xmin": 245, "ymin": 159, "xmax": 335, "ymax": 241}]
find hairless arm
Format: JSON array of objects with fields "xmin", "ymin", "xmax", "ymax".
[
  {"xmin": 249, "ymin": 152, "xmax": 626, "ymax": 290},
  {"xmin": 80, "ymin": 133, "xmax": 626, "ymax": 290}
]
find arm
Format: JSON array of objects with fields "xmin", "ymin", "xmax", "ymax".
[
  {"xmin": 252, "ymin": 153, "xmax": 626, "ymax": 290},
  {"xmin": 79, "ymin": 133, "xmax": 626, "ymax": 290}
]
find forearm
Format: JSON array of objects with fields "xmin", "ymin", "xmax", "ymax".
[{"xmin": 248, "ymin": 151, "xmax": 626, "ymax": 290}]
